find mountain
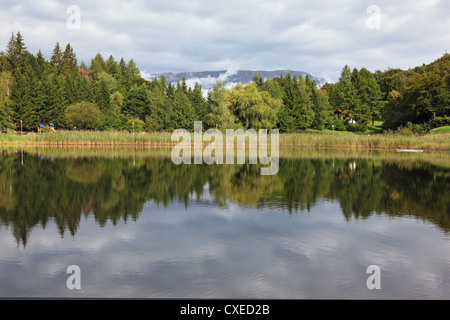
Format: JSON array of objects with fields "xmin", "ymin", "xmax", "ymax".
[{"xmin": 145, "ymin": 69, "xmax": 327, "ymax": 91}]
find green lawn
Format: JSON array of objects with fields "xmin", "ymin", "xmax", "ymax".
[
  {"xmin": 431, "ymin": 126, "xmax": 450, "ymax": 134},
  {"xmin": 367, "ymin": 121, "xmax": 384, "ymax": 134}
]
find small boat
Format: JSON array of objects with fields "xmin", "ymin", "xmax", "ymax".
[{"xmin": 396, "ymin": 149, "xmax": 424, "ymax": 153}]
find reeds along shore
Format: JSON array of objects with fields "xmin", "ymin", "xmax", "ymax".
[{"xmin": 0, "ymin": 130, "xmax": 449, "ymax": 151}]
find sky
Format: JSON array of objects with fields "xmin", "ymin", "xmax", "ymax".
[{"xmin": 0, "ymin": 0, "xmax": 449, "ymax": 83}]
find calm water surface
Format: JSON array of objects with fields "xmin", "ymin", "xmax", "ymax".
[{"xmin": 0, "ymin": 148, "xmax": 449, "ymax": 299}]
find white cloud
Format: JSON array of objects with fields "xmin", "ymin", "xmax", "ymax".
[{"xmin": 0, "ymin": 0, "xmax": 448, "ymax": 82}]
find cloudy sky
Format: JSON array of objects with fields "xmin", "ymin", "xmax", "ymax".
[{"xmin": 0, "ymin": 0, "xmax": 448, "ymax": 82}]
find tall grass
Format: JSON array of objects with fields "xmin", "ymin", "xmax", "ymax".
[
  {"xmin": 278, "ymin": 132, "xmax": 450, "ymax": 151},
  {"xmin": 1, "ymin": 130, "xmax": 449, "ymax": 151}
]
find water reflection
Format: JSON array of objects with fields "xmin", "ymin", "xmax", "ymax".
[{"xmin": 0, "ymin": 148, "xmax": 449, "ymax": 246}]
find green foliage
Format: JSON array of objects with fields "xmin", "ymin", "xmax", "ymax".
[
  {"xmin": 277, "ymin": 73, "xmax": 315, "ymax": 132},
  {"xmin": 65, "ymin": 102, "xmax": 102, "ymax": 130},
  {"xmin": 328, "ymin": 119, "xmax": 347, "ymax": 131},
  {"xmin": 205, "ymin": 81, "xmax": 237, "ymax": 130},
  {"xmin": 0, "ymin": 32, "xmax": 447, "ymax": 135},
  {"xmin": 126, "ymin": 118, "xmax": 145, "ymax": 133},
  {"xmin": 428, "ymin": 116, "xmax": 450, "ymax": 129},
  {"xmin": 406, "ymin": 122, "xmax": 430, "ymax": 134},
  {"xmin": 122, "ymin": 84, "xmax": 150, "ymax": 120},
  {"xmin": 226, "ymin": 82, "xmax": 281, "ymax": 130},
  {"xmin": 100, "ymin": 113, "xmax": 125, "ymax": 131},
  {"xmin": 382, "ymin": 53, "xmax": 450, "ymax": 130}
]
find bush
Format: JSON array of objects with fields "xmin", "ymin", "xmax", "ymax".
[
  {"xmin": 328, "ymin": 120, "xmax": 346, "ymax": 131},
  {"xmin": 66, "ymin": 102, "xmax": 102, "ymax": 130},
  {"xmin": 100, "ymin": 113, "xmax": 125, "ymax": 131},
  {"xmin": 345, "ymin": 122, "xmax": 367, "ymax": 133},
  {"xmin": 125, "ymin": 118, "xmax": 145, "ymax": 133},
  {"xmin": 395, "ymin": 126, "xmax": 414, "ymax": 136},
  {"xmin": 406, "ymin": 122, "xmax": 430, "ymax": 134}
]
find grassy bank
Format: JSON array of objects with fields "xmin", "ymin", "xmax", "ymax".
[{"xmin": 0, "ymin": 130, "xmax": 449, "ymax": 151}]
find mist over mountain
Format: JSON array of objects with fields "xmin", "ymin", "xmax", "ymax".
[{"xmin": 144, "ymin": 68, "xmax": 327, "ymax": 91}]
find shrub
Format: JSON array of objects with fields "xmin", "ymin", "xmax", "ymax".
[
  {"xmin": 345, "ymin": 122, "xmax": 367, "ymax": 133},
  {"xmin": 328, "ymin": 120, "xmax": 346, "ymax": 131},
  {"xmin": 65, "ymin": 102, "xmax": 102, "ymax": 130},
  {"xmin": 125, "ymin": 118, "xmax": 145, "ymax": 133},
  {"xmin": 406, "ymin": 122, "xmax": 430, "ymax": 134},
  {"xmin": 395, "ymin": 126, "xmax": 414, "ymax": 136}
]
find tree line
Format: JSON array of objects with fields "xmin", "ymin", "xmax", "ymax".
[{"xmin": 0, "ymin": 32, "xmax": 448, "ymax": 133}]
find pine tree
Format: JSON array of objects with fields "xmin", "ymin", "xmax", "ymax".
[
  {"xmin": 295, "ymin": 75, "xmax": 315, "ymax": 129},
  {"xmin": 64, "ymin": 73, "xmax": 79, "ymax": 106},
  {"xmin": 166, "ymin": 87, "xmax": 195, "ymax": 131},
  {"xmin": 60, "ymin": 43, "xmax": 78, "ymax": 76},
  {"xmin": 147, "ymin": 85, "xmax": 167, "ymax": 131},
  {"xmin": 189, "ymin": 82, "xmax": 209, "ymax": 122},
  {"xmin": 50, "ymin": 42, "xmax": 62, "ymax": 74},
  {"xmin": 42, "ymin": 73, "xmax": 67, "ymax": 128},
  {"xmin": 358, "ymin": 68, "xmax": 383, "ymax": 125},
  {"xmin": 337, "ymin": 65, "xmax": 359, "ymax": 119},
  {"xmin": 90, "ymin": 53, "xmax": 106, "ymax": 80},
  {"xmin": 122, "ymin": 84, "xmax": 150, "ymax": 120},
  {"xmin": 6, "ymin": 32, "xmax": 28, "ymax": 74},
  {"xmin": 94, "ymin": 78, "xmax": 112, "ymax": 112},
  {"xmin": 0, "ymin": 71, "xmax": 13, "ymax": 128},
  {"xmin": 35, "ymin": 50, "xmax": 48, "ymax": 80},
  {"xmin": 307, "ymin": 78, "xmax": 331, "ymax": 130},
  {"xmin": 9, "ymin": 61, "xmax": 43, "ymax": 130},
  {"xmin": 106, "ymin": 55, "xmax": 121, "ymax": 79},
  {"xmin": 78, "ymin": 76, "xmax": 94, "ymax": 103}
]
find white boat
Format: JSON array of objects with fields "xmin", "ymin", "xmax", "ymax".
[{"xmin": 396, "ymin": 149, "xmax": 424, "ymax": 153}]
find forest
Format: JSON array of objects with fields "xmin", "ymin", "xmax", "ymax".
[{"xmin": 0, "ymin": 32, "xmax": 449, "ymax": 134}]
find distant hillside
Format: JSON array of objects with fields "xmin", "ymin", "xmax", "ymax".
[{"xmin": 146, "ymin": 69, "xmax": 327, "ymax": 90}]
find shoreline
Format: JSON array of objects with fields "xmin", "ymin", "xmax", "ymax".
[{"xmin": 1, "ymin": 131, "xmax": 449, "ymax": 152}]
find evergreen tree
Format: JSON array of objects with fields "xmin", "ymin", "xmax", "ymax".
[
  {"xmin": 337, "ymin": 65, "xmax": 359, "ymax": 114},
  {"xmin": 64, "ymin": 73, "xmax": 79, "ymax": 106},
  {"xmin": 35, "ymin": 50, "xmax": 48, "ymax": 80},
  {"xmin": 0, "ymin": 51, "xmax": 6, "ymax": 72},
  {"xmin": 6, "ymin": 32, "xmax": 28, "ymax": 74},
  {"xmin": 0, "ymin": 71, "xmax": 13, "ymax": 128},
  {"xmin": 146, "ymin": 85, "xmax": 167, "ymax": 131},
  {"xmin": 166, "ymin": 87, "xmax": 195, "ymax": 131},
  {"xmin": 9, "ymin": 62, "xmax": 42, "ymax": 130},
  {"xmin": 60, "ymin": 43, "xmax": 78, "ymax": 76},
  {"xmin": 42, "ymin": 73, "xmax": 67, "ymax": 128},
  {"xmin": 50, "ymin": 42, "xmax": 62, "ymax": 74},
  {"xmin": 78, "ymin": 76, "xmax": 94, "ymax": 103},
  {"xmin": 278, "ymin": 74, "xmax": 314, "ymax": 131},
  {"xmin": 189, "ymin": 82, "xmax": 209, "ymax": 122},
  {"xmin": 307, "ymin": 78, "xmax": 331, "ymax": 130},
  {"xmin": 252, "ymin": 74, "xmax": 264, "ymax": 89},
  {"xmin": 94, "ymin": 78, "xmax": 112, "ymax": 112},
  {"xmin": 359, "ymin": 68, "xmax": 384, "ymax": 125},
  {"xmin": 122, "ymin": 84, "xmax": 150, "ymax": 120},
  {"xmin": 106, "ymin": 55, "xmax": 121, "ymax": 79},
  {"xmin": 90, "ymin": 53, "xmax": 106, "ymax": 79}
]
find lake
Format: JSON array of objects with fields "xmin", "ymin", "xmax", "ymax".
[{"xmin": 0, "ymin": 147, "xmax": 449, "ymax": 299}]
